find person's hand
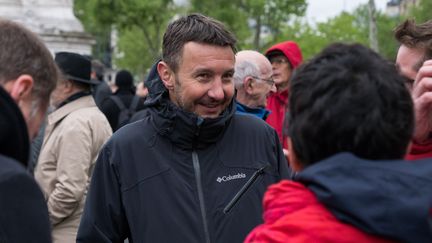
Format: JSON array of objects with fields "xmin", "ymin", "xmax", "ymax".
[{"xmin": 412, "ymin": 60, "xmax": 432, "ymax": 143}]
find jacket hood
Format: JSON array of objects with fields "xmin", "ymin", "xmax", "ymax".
[
  {"xmin": 0, "ymin": 86, "xmax": 29, "ymax": 166},
  {"xmin": 265, "ymin": 41, "xmax": 303, "ymax": 69},
  {"xmin": 144, "ymin": 61, "xmax": 235, "ymax": 150},
  {"xmin": 295, "ymin": 153, "xmax": 432, "ymax": 243}
]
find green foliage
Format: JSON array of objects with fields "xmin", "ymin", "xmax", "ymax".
[
  {"xmin": 408, "ymin": 0, "xmax": 432, "ymax": 23},
  {"xmin": 188, "ymin": 0, "xmax": 307, "ymax": 50},
  {"xmin": 276, "ymin": 4, "xmax": 400, "ymax": 62},
  {"xmin": 75, "ymin": 0, "xmax": 177, "ymax": 75},
  {"xmin": 75, "ymin": 0, "xmax": 404, "ymax": 75}
]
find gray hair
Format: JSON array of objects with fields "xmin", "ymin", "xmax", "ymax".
[{"xmin": 233, "ymin": 60, "xmax": 261, "ymax": 89}]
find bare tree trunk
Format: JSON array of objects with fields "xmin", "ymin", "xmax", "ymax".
[
  {"xmin": 368, "ymin": 0, "xmax": 379, "ymax": 52},
  {"xmin": 253, "ymin": 16, "xmax": 262, "ymax": 50}
]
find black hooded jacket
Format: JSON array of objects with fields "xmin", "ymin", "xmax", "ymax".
[
  {"xmin": 77, "ymin": 63, "xmax": 290, "ymax": 243},
  {"xmin": 0, "ymin": 87, "xmax": 51, "ymax": 243}
]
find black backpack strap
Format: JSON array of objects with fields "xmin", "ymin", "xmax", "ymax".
[
  {"xmin": 129, "ymin": 96, "xmax": 140, "ymax": 112},
  {"xmin": 109, "ymin": 96, "xmax": 126, "ymax": 110}
]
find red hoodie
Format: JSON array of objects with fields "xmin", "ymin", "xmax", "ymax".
[
  {"xmin": 245, "ymin": 181, "xmax": 393, "ymax": 243},
  {"xmin": 265, "ymin": 41, "xmax": 303, "ymax": 149},
  {"xmin": 406, "ymin": 141, "xmax": 432, "ymax": 160}
]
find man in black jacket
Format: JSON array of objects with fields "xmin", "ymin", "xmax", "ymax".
[
  {"xmin": 0, "ymin": 19, "xmax": 58, "ymax": 243},
  {"xmin": 77, "ymin": 14, "xmax": 290, "ymax": 243},
  {"xmin": 100, "ymin": 69, "xmax": 145, "ymax": 131}
]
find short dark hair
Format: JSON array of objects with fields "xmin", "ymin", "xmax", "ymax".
[
  {"xmin": 288, "ymin": 43, "xmax": 414, "ymax": 166},
  {"xmin": 0, "ymin": 19, "xmax": 58, "ymax": 105},
  {"xmin": 394, "ymin": 19, "xmax": 432, "ymax": 70},
  {"xmin": 162, "ymin": 13, "xmax": 237, "ymax": 72}
]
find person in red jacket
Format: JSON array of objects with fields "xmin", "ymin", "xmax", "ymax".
[
  {"xmin": 245, "ymin": 43, "xmax": 432, "ymax": 243},
  {"xmin": 395, "ymin": 19, "xmax": 432, "ymax": 160},
  {"xmin": 264, "ymin": 41, "xmax": 303, "ymax": 152}
]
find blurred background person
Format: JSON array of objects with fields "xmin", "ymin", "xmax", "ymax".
[
  {"xmin": 90, "ymin": 59, "xmax": 112, "ymax": 108},
  {"xmin": 234, "ymin": 50, "xmax": 276, "ymax": 120},
  {"xmin": 100, "ymin": 69, "xmax": 145, "ymax": 131},
  {"xmin": 264, "ymin": 40, "xmax": 303, "ymax": 153},
  {"xmin": 395, "ymin": 19, "xmax": 432, "ymax": 160},
  {"xmin": 0, "ymin": 18, "xmax": 58, "ymax": 243},
  {"xmin": 34, "ymin": 52, "xmax": 112, "ymax": 243}
]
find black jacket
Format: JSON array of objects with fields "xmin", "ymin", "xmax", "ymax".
[
  {"xmin": 100, "ymin": 88, "xmax": 145, "ymax": 131},
  {"xmin": 0, "ymin": 87, "xmax": 51, "ymax": 243},
  {"xmin": 77, "ymin": 63, "xmax": 290, "ymax": 243},
  {"xmin": 92, "ymin": 80, "xmax": 112, "ymax": 108}
]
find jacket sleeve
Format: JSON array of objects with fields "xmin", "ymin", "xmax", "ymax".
[
  {"xmin": 0, "ymin": 165, "xmax": 52, "ymax": 243},
  {"xmin": 76, "ymin": 143, "xmax": 129, "ymax": 243},
  {"xmin": 47, "ymin": 119, "xmax": 93, "ymax": 225}
]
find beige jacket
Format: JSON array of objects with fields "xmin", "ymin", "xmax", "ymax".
[{"xmin": 35, "ymin": 95, "xmax": 112, "ymax": 242}]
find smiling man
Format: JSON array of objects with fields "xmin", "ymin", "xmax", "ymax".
[{"xmin": 77, "ymin": 14, "xmax": 289, "ymax": 243}]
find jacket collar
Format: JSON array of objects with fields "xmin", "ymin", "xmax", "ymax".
[
  {"xmin": 235, "ymin": 101, "xmax": 270, "ymax": 120},
  {"xmin": 48, "ymin": 95, "xmax": 96, "ymax": 125}
]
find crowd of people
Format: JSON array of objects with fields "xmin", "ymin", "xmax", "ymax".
[{"xmin": 0, "ymin": 12, "xmax": 432, "ymax": 243}]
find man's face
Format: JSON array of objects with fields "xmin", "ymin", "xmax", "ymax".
[
  {"xmin": 396, "ymin": 45, "xmax": 424, "ymax": 90},
  {"xmin": 22, "ymin": 100, "xmax": 48, "ymax": 139},
  {"xmin": 169, "ymin": 42, "xmax": 235, "ymax": 118},
  {"xmin": 3, "ymin": 76, "xmax": 48, "ymax": 139},
  {"xmin": 50, "ymin": 80, "xmax": 70, "ymax": 108},
  {"xmin": 269, "ymin": 55, "xmax": 292, "ymax": 89},
  {"xmin": 251, "ymin": 64, "xmax": 275, "ymax": 108}
]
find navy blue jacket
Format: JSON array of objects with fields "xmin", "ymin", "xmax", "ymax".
[
  {"xmin": 77, "ymin": 63, "xmax": 290, "ymax": 243},
  {"xmin": 0, "ymin": 87, "xmax": 51, "ymax": 243},
  {"xmin": 296, "ymin": 153, "xmax": 432, "ymax": 243}
]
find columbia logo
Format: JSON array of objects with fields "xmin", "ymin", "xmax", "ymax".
[{"xmin": 216, "ymin": 173, "xmax": 246, "ymax": 183}]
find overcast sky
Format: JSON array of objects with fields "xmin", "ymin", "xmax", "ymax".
[{"xmin": 306, "ymin": 0, "xmax": 390, "ymax": 23}]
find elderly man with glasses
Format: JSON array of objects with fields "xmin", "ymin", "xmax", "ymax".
[{"xmin": 233, "ymin": 50, "xmax": 276, "ymax": 120}]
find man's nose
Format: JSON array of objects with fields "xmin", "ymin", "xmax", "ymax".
[{"xmin": 208, "ymin": 79, "xmax": 225, "ymax": 101}]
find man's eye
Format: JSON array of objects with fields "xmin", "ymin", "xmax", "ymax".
[
  {"xmin": 197, "ymin": 73, "xmax": 211, "ymax": 81},
  {"xmin": 222, "ymin": 73, "xmax": 234, "ymax": 83}
]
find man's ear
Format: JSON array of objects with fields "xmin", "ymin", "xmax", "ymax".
[
  {"xmin": 157, "ymin": 61, "xmax": 174, "ymax": 90},
  {"xmin": 244, "ymin": 77, "xmax": 254, "ymax": 95},
  {"xmin": 8, "ymin": 75, "xmax": 34, "ymax": 102}
]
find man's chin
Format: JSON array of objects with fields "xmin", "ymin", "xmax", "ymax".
[{"xmin": 197, "ymin": 112, "xmax": 221, "ymax": 119}]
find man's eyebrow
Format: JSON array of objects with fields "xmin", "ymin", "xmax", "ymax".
[
  {"xmin": 192, "ymin": 68, "xmax": 214, "ymax": 74},
  {"xmin": 225, "ymin": 68, "xmax": 235, "ymax": 74}
]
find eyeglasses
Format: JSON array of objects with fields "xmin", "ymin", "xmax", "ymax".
[
  {"xmin": 269, "ymin": 57, "xmax": 289, "ymax": 65},
  {"xmin": 250, "ymin": 76, "xmax": 275, "ymax": 86}
]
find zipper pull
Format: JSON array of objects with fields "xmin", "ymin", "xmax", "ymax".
[{"xmin": 223, "ymin": 165, "xmax": 269, "ymax": 214}]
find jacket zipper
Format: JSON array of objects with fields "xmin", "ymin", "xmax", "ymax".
[
  {"xmin": 223, "ymin": 165, "xmax": 269, "ymax": 214},
  {"xmin": 192, "ymin": 151, "xmax": 211, "ymax": 243}
]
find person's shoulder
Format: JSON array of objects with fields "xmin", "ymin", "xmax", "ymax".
[
  {"xmin": 0, "ymin": 154, "xmax": 27, "ymax": 178},
  {"xmin": 231, "ymin": 113, "xmax": 274, "ymax": 133},
  {"xmin": 0, "ymin": 154, "xmax": 40, "ymax": 191},
  {"xmin": 108, "ymin": 116, "xmax": 154, "ymax": 146}
]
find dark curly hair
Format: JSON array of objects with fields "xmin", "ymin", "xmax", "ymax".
[{"xmin": 288, "ymin": 43, "xmax": 414, "ymax": 166}]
